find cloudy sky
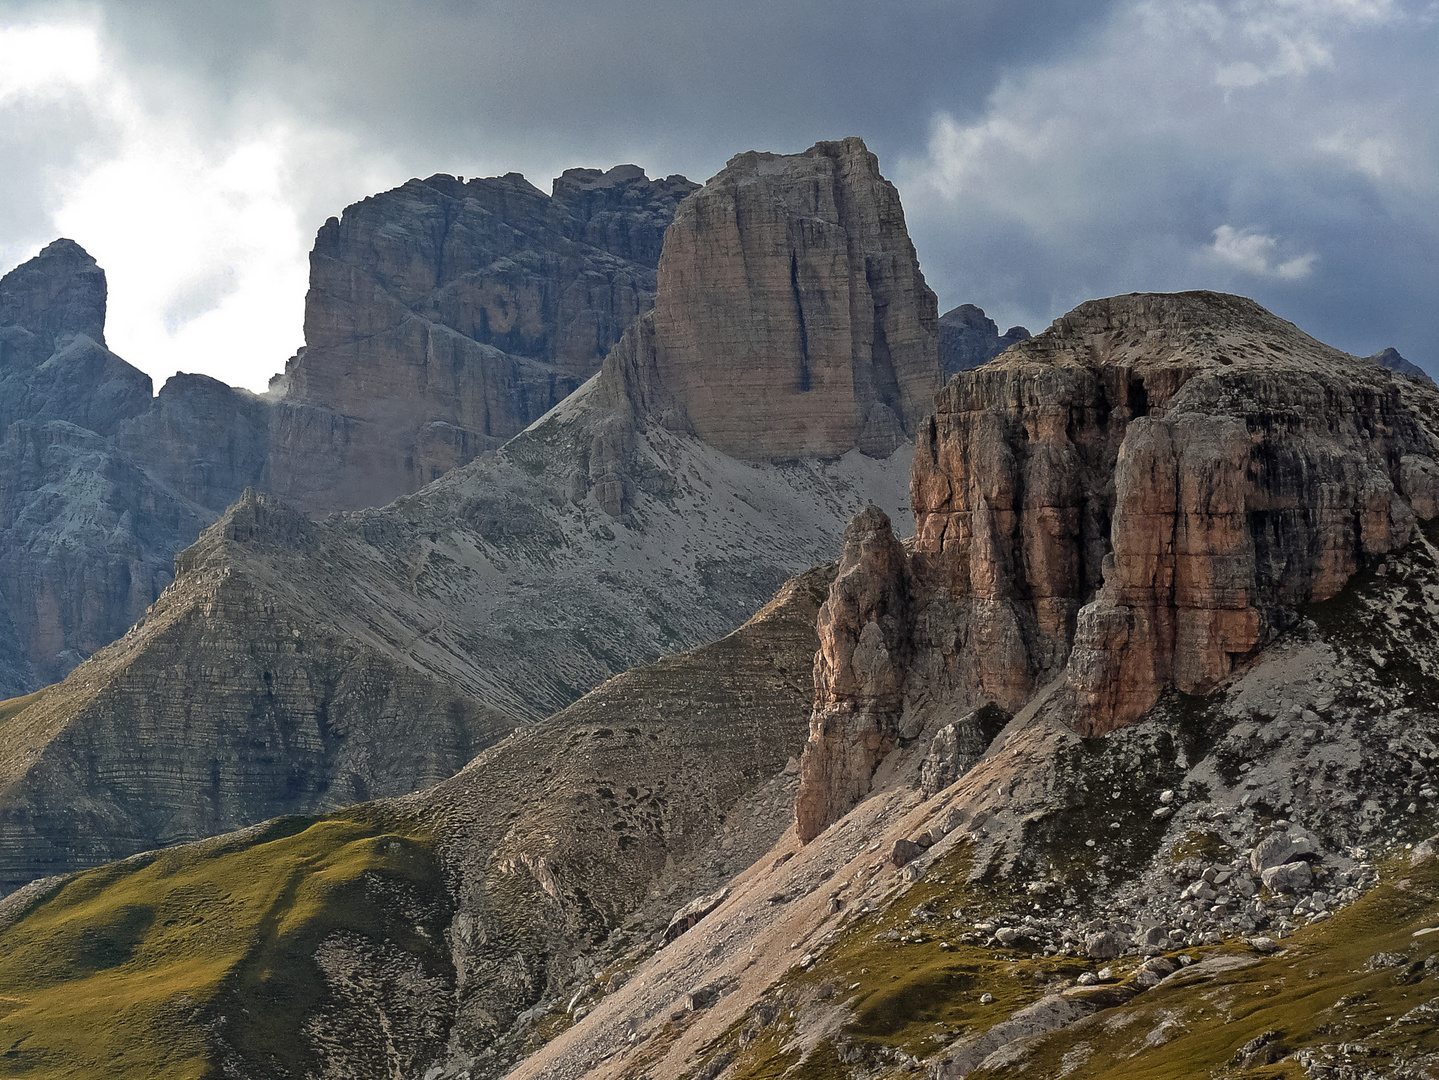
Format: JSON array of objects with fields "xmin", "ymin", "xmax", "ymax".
[{"xmin": 1, "ymin": 0, "xmax": 1436, "ymax": 390}]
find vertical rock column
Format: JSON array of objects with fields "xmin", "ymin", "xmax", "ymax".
[{"xmin": 795, "ymin": 506, "xmax": 913, "ymax": 842}]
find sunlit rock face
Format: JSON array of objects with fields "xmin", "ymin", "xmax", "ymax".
[
  {"xmin": 643, "ymin": 137, "xmax": 941, "ymax": 462},
  {"xmin": 791, "ymin": 292, "xmax": 1439, "ymax": 833},
  {"xmin": 912, "ymin": 290, "xmax": 1439, "ymax": 736}
]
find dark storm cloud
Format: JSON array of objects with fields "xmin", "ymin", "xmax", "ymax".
[
  {"xmin": 86, "ymin": 0, "xmax": 1116, "ymax": 182},
  {"xmin": 2, "ymin": 0, "xmax": 1437, "ymax": 385}
]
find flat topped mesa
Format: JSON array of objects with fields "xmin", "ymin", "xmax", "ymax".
[
  {"xmin": 796, "ymin": 290, "xmax": 1439, "ymax": 839},
  {"xmin": 637, "ymin": 136, "xmax": 941, "ymax": 461}
]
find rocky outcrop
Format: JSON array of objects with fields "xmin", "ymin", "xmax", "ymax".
[
  {"xmin": 261, "ymin": 166, "xmax": 698, "ymax": 513},
  {"xmin": 938, "ymin": 303, "xmax": 1029, "ymax": 377},
  {"xmin": 0, "ymin": 242, "xmax": 205, "ymax": 696},
  {"xmin": 0, "ymin": 171, "xmax": 696, "ymax": 692},
  {"xmin": 795, "ymin": 507, "xmax": 913, "ymax": 842},
  {"xmin": 116, "ymin": 373, "xmax": 270, "ymax": 513},
  {"xmin": 1370, "ymin": 346, "xmax": 1433, "ymax": 383},
  {"xmin": 913, "ymin": 291, "xmax": 1439, "ymax": 734},
  {"xmin": 1057, "ymin": 294, "xmax": 1439, "ymax": 732},
  {"xmin": 0, "ymin": 490, "xmax": 513, "ymax": 887},
  {"xmin": 0, "ymin": 563, "xmax": 831, "ymax": 1076},
  {"xmin": 795, "ymin": 291, "xmax": 1439, "ymax": 834},
  {"xmin": 0, "ymin": 139, "xmax": 938, "ymax": 886},
  {"xmin": 634, "ymin": 138, "xmax": 941, "ymax": 461}
]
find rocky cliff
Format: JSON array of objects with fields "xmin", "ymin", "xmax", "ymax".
[
  {"xmin": 0, "ymin": 168, "xmax": 695, "ymax": 694},
  {"xmin": 0, "ymin": 564, "xmax": 831, "ymax": 1078},
  {"xmin": 938, "ymin": 302, "xmax": 1030, "ymax": 377},
  {"xmin": 0, "ymin": 242, "xmax": 208, "ymax": 696},
  {"xmin": 0, "ymin": 139, "xmax": 934, "ymax": 888},
  {"xmin": 636, "ymin": 137, "xmax": 941, "ymax": 461},
  {"xmin": 793, "ymin": 290, "xmax": 1439, "ymax": 839},
  {"xmin": 260, "ymin": 166, "xmax": 698, "ymax": 513}
]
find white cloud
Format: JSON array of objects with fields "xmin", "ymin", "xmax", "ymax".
[
  {"xmin": 0, "ymin": 15, "xmax": 400, "ymax": 392},
  {"xmin": 1208, "ymin": 225, "xmax": 1317, "ymax": 279},
  {"xmin": 895, "ymin": 0, "xmax": 1437, "ymax": 367},
  {"xmin": 0, "ymin": 22, "xmax": 101, "ymax": 103}
]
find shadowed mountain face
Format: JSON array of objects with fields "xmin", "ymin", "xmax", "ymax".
[
  {"xmin": 0, "ymin": 138, "xmax": 935, "ymax": 890},
  {"xmin": 937, "ymin": 302, "xmax": 1030, "ymax": 377},
  {"xmin": 0, "ymin": 242, "xmax": 206, "ymax": 696},
  {"xmin": 259, "ymin": 166, "xmax": 700, "ymax": 514},
  {"xmin": 0, "ymin": 166, "xmax": 696, "ymax": 697}
]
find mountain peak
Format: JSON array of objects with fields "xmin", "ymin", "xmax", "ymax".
[{"xmin": 0, "ymin": 237, "xmax": 108, "ymax": 354}]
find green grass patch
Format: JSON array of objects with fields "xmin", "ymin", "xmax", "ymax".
[
  {"xmin": 0, "ymin": 688, "xmax": 47, "ymax": 731},
  {"xmin": 0, "ymin": 809, "xmax": 449, "ymax": 1080}
]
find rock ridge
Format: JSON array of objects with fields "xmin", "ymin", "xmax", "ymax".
[
  {"xmin": 630, "ymin": 137, "xmax": 942, "ymax": 462},
  {"xmin": 796, "ymin": 290, "xmax": 1439, "ymax": 835}
]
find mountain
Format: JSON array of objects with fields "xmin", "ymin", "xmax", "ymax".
[
  {"xmin": 938, "ymin": 302, "xmax": 1030, "ymax": 377},
  {"xmin": 257, "ymin": 166, "xmax": 699, "ymax": 514},
  {"xmin": 0, "ymin": 241, "xmax": 210, "ymax": 696},
  {"xmin": 4, "ymin": 289, "xmax": 1438, "ymax": 1079},
  {"xmin": 513, "ymin": 290, "xmax": 1439, "ymax": 1080},
  {"xmin": 0, "ymin": 166, "xmax": 694, "ymax": 696},
  {"xmin": 1371, "ymin": 345, "xmax": 1434, "ymax": 383},
  {"xmin": 0, "ymin": 137, "xmax": 937, "ymax": 889},
  {"xmin": 0, "ymin": 562, "xmax": 831, "ymax": 1079}
]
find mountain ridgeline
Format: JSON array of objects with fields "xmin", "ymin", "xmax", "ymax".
[
  {"xmin": 0, "ymin": 166, "xmax": 695, "ymax": 698},
  {"xmin": 0, "ymin": 138, "xmax": 938, "ymax": 890},
  {"xmin": 1, "ymin": 135, "xmax": 1438, "ymax": 1080}
]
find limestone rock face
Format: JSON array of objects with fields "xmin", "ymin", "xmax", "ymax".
[
  {"xmin": 0, "ymin": 490, "xmax": 512, "ymax": 888},
  {"xmin": 938, "ymin": 303, "xmax": 1030, "ymax": 377},
  {"xmin": 643, "ymin": 138, "xmax": 941, "ymax": 461},
  {"xmin": 794, "ymin": 292, "xmax": 1439, "ymax": 835},
  {"xmin": 795, "ymin": 506, "xmax": 912, "ymax": 842},
  {"xmin": 0, "ymin": 238, "xmax": 107, "ymax": 360},
  {"xmin": 262, "ymin": 167, "xmax": 698, "ymax": 513},
  {"xmin": 0, "ymin": 140, "xmax": 926, "ymax": 884},
  {"xmin": 117, "ymin": 373, "xmax": 270, "ymax": 512},
  {"xmin": 912, "ymin": 291, "xmax": 1439, "ymax": 736},
  {"xmin": 0, "ymin": 242, "xmax": 201, "ymax": 696},
  {"xmin": 0, "ymin": 170, "xmax": 695, "ymax": 691}
]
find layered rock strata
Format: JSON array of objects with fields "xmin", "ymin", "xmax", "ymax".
[
  {"xmin": 938, "ymin": 302, "xmax": 1030, "ymax": 377},
  {"xmin": 0, "ymin": 241, "xmax": 206, "ymax": 695},
  {"xmin": 0, "ymin": 138, "xmax": 935, "ymax": 886},
  {"xmin": 638, "ymin": 137, "xmax": 941, "ymax": 461},
  {"xmin": 262, "ymin": 166, "xmax": 698, "ymax": 513},
  {"xmin": 795, "ymin": 506, "xmax": 913, "ymax": 842},
  {"xmin": 796, "ymin": 291, "xmax": 1439, "ymax": 836},
  {"xmin": 0, "ymin": 564, "xmax": 831, "ymax": 1076},
  {"xmin": 0, "ymin": 169, "xmax": 694, "ymax": 691}
]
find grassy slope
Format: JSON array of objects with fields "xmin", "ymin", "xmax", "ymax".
[
  {"xmin": 698, "ymin": 845, "xmax": 1439, "ymax": 1080},
  {"xmin": 982, "ymin": 855, "xmax": 1439, "ymax": 1080},
  {"xmin": 0, "ymin": 809, "xmax": 445, "ymax": 1079}
]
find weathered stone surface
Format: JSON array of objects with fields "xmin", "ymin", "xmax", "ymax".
[
  {"xmin": 908, "ymin": 291, "xmax": 1439, "ymax": 735},
  {"xmin": 0, "ymin": 490, "xmax": 513, "ymax": 888},
  {"xmin": 0, "ymin": 242, "xmax": 203, "ymax": 696},
  {"xmin": 918, "ymin": 704, "xmax": 1010, "ymax": 798},
  {"xmin": 938, "ymin": 303, "xmax": 1029, "ymax": 377},
  {"xmin": 0, "ymin": 170, "xmax": 696, "ymax": 692},
  {"xmin": 796, "ymin": 506, "xmax": 912, "ymax": 842},
  {"xmin": 0, "ymin": 141, "xmax": 930, "ymax": 885},
  {"xmin": 116, "ymin": 373, "xmax": 270, "ymax": 513},
  {"xmin": 262, "ymin": 166, "xmax": 697, "ymax": 514},
  {"xmin": 1060, "ymin": 294, "xmax": 1439, "ymax": 732},
  {"xmin": 643, "ymin": 137, "xmax": 941, "ymax": 461}
]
